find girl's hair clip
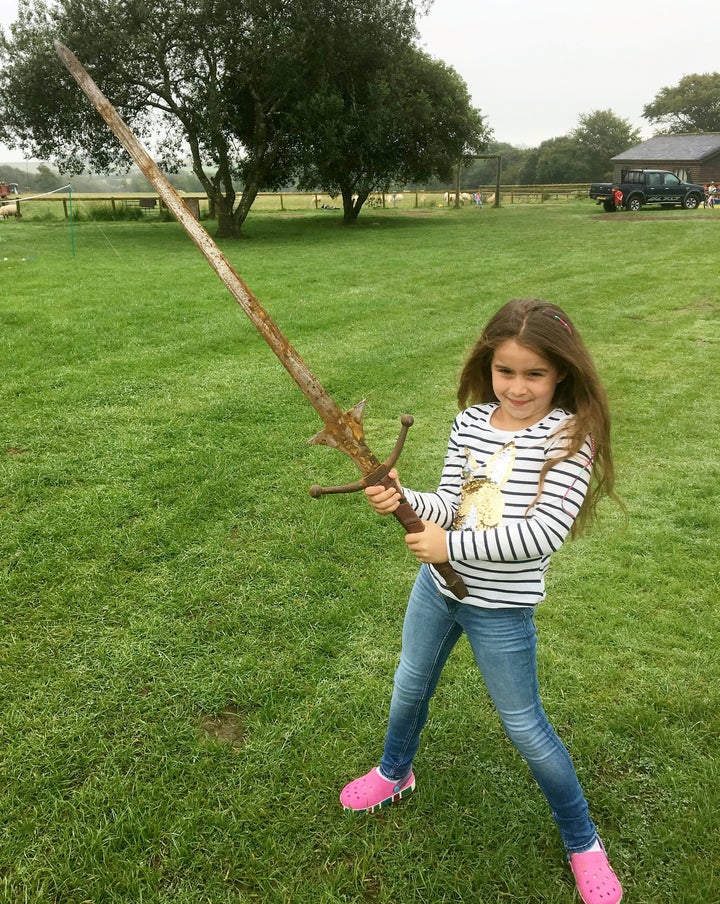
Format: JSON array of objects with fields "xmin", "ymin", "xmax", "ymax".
[{"xmin": 542, "ymin": 310, "xmax": 573, "ymax": 335}]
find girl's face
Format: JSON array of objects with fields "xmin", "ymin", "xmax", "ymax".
[{"xmin": 489, "ymin": 339, "xmax": 565, "ymax": 431}]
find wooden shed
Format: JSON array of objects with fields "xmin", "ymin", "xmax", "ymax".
[{"xmin": 611, "ymin": 134, "xmax": 720, "ymax": 184}]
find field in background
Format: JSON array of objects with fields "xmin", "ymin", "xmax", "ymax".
[{"xmin": 1, "ymin": 202, "xmax": 719, "ymax": 903}]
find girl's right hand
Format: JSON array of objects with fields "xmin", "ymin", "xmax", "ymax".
[{"xmin": 365, "ymin": 468, "xmax": 402, "ymax": 515}]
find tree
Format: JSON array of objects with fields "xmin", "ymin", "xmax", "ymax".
[
  {"xmin": 571, "ymin": 109, "xmax": 640, "ymax": 180},
  {"xmin": 34, "ymin": 163, "xmax": 62, "ymax": 190},
  {"xmin": 533, "ymin": 136, "xmax": 588, "ymax": 184},
  {"xmin": 643, "ymin": 73, "xmax": 720, "ymax": 133},
  {"xmin": 518, "ymin": 136, "xmax": 589, "ymax": 184},
  {"xmin": 0, "ymin": 0, "xmax": 299, "ymax": 236},
  {"xmin": 289, "ymin": 9, "xmax": 489, "ymax": 222}
]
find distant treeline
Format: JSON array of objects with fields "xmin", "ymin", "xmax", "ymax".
[{"xmin": 0, "ymin": 162, "xmax": 207, "ymax": 194}]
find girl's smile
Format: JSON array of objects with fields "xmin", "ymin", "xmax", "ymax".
[{"xmin": 489, "ymin": 339, "xmax": 565, "ymax": 431}]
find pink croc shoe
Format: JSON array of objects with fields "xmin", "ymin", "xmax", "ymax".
[
  {"xmin": 340, "ymin": 767, "xmax": 415, "ymax": 813},
  {"xmin": 569, "ymin": 845, "xmax": 623, "ymax": 904}
]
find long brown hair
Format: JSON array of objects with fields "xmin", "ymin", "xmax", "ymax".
[{"xmin": 457, "ymin": 299, "xmax": 616, "ymax": 534}]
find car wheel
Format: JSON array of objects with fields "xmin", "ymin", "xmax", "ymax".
[
  {"xmin": 682, "ymin": 193, "xmax": 700, "ymax": 210},
  {"xmin": 626, "ymin": 196, "xmax": 642, "ymax": 211}
]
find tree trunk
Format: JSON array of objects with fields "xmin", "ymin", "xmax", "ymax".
[
  {"xmin": 192, "ymin": 149, "xmax": 243, "ymax": 238},
  {"xmin": 234, "ymin": 180, "xmax": 261, "ymax": 233},
  {"xmin": 210, "ymin": 89, "xmax": 271, "ymax": 237},
  {"xmin": 216, "ymin": 202, "xmax": 240, "ymax": 238},
  {"xmin": 341, "ymin": 186, "xmax": 369, "ymax": 223},
  {"xmin": 187, "ymin": 89, "xmax": 276, "ymax": 238}
]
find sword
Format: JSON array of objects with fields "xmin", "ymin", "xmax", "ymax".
[{"xmin": 54, "ymin": 40, "xmax": 468, "ymax": 600}]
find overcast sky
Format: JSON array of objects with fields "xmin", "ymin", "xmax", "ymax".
[
  {"xmin": 417, "ymin": 0, "xmax": 719, "ymax": 147},
  {"xmin": 1, "ymin": 0, "xmax": 719, "ymax": 160}
]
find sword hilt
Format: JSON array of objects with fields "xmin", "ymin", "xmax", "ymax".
[
  {"xmin": 309, "ymin": 414, "xmax": 415, "ymax": 497},
  {"xmin": 309, "ymin": 415, "xmax": 468, "ymax": 600}
]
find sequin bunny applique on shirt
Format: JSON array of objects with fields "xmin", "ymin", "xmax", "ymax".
[{"xmin": 452, "ymin": 441, "xmax": 516, "ymax": 531}]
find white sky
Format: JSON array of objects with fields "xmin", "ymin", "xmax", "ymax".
[
  {"xmin": 1, "ymin": 0, "xmax": 719, "ymax": 160},
  {"xmin": 417, "ymin": 0, "xmax": 719, "ymax": 146}
]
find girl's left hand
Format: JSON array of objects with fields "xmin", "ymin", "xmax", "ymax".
[{"xmin": 404, "ymin": 520, "xmax": 449, "ymax": 564}]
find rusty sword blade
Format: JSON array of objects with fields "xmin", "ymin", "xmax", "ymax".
[
  {"xmin": 53, "ymin": 40, "xmax": 372, "ymax": 464},
  {"xmin": 54, "ymin": 40, "xmax": 468, "ymax": 598}
]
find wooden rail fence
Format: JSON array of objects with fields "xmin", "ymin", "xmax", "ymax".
[{"xmin": 3, "ymin": 186, "xmax": 592, "ymax": 219}]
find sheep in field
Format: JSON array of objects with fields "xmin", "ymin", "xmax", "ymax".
[
  {"xmin": 443, "ymin": 191, "xmax": 471, "ymax": 206},
  {"xmin": 0, "ymin": 202, "xmax": 19, "ymax": 219}
]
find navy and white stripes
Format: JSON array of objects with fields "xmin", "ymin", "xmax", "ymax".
[{"xmin": 403, "ymin": 404, "xmax": 593, "ymax": 608}]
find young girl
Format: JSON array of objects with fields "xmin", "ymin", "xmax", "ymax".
[{"xmin": 340, "ymin": 299, "xmax": 622, "ymax": 904}]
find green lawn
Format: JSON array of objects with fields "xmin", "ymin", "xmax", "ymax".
[{"xmin": 1, "ymin": 201, "xmax": 719, "ymax": 903}]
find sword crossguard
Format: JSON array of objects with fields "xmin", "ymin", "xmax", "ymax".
[
  {"xmin": 310, "ymin": 414, "xmax": 469, "ymax": 600},
  {"xmin": 309, "ymin": 414, "xmax": 415, "ymax": 498}
]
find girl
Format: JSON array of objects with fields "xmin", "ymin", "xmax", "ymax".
[{"xmin": 340, "ymin": 299, "xmax": 622, "ymax": 904}]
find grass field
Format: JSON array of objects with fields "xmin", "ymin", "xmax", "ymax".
[{"xmin": 1, "ymin": 200, "xmax": 719, "ymax": 903}]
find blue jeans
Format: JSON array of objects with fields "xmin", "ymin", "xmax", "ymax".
[{"xmin": 379, "ymin": 565, "xmax": 597, "ymax": 854}]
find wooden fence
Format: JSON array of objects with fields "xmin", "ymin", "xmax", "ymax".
[{"xmin": 4, "ymin": 186, "xmax": 592, "ymax": 219}]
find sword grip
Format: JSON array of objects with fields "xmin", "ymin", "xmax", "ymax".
[{"xmin": 376, "ymin": 474, "xmax": 469, "ymax": 600}]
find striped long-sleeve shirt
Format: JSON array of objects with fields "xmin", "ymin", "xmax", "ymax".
[{"xmin": 403, "ymin": 404, "xmax": 593, "ymax": 608}]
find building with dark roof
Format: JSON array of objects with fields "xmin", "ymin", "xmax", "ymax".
[{"xmin": 611, "ymin": 134, "xmax": 720, "ymax": 183}]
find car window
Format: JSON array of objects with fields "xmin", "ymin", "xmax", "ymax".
[{"xmin": 664, "ymin": 174, "xmax": 680, "ymax": 186}]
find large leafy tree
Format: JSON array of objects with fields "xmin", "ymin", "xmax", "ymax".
[
  {"xmin": 533, "ymin": 136, "xmax": 588, "ymax": 184},
  {"xmin": 571, "ymin": 109, "xmax": 640, "ymax": 180},
  {"xmin": 643, "ymin": 73, "xmax": 720, "ymax": 133},
  {"xmin": 294, "ymin": 31, "xmax": 489, "ymax": 222},
  {"xmin": 0, "ymin": 0, "xmax": 312, "ymax": 237}
]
